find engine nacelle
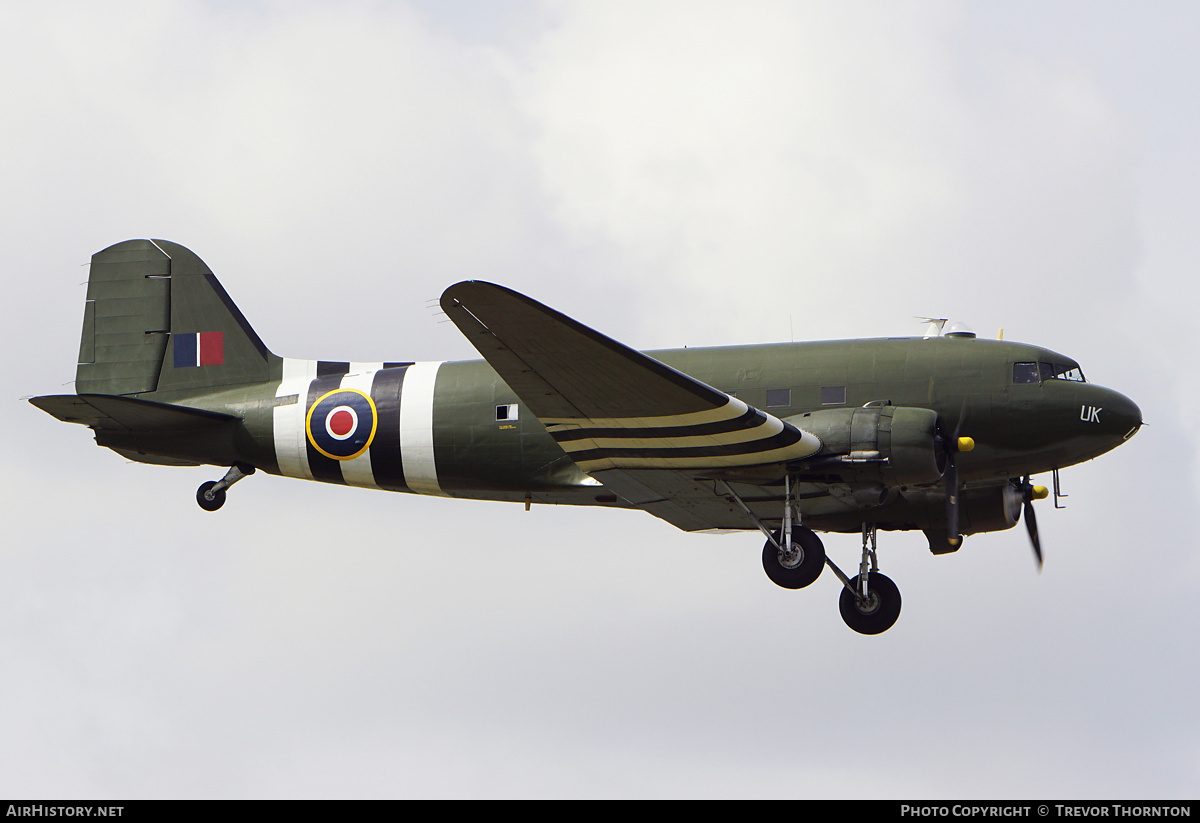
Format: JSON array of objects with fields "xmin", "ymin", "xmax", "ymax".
[
  {"xmin": 960, "ymin": 481, "xmax": 1023, "ymax": 534},
  {"xmin": 787, "ymin": 405, "xmax": 945, "ymax": 486},
  {"xmin": 803, "ymin": 478, "xmax": 1025, "ymax": 539}
]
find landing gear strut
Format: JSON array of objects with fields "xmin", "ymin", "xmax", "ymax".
[
  {"xmin": 196, "ymin": 462, "xmax": 255, "ymax": 511},
  {"xmin": 722, "ymin": 476, "xmax": 826, "ymax": 589}
]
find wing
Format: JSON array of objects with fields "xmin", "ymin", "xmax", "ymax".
[{"xmin": 440, "ymin": 281, "xmax": 821, "ymax": 531}]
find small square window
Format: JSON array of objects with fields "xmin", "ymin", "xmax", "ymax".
[
  {"xmin": 766, "ymin": 388, "xmax": 791, "ymax": 408},
  {"xmin": 495, "ymin": 404, "xmax": 519, "ymax": 421},
  {"xmin": 821, "ymin": 386, "xmax": 846, "ymax": 405}
]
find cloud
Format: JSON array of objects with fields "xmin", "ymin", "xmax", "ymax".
[{"xmin": 519, "ymin": 1, "xmax": 1138, "ymax": 349}]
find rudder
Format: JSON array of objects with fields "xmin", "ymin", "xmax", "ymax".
[{"xmin": 76, "ymin": 240, "xmax": 171, "ymax": 395}]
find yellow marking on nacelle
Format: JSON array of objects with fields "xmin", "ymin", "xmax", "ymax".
[{"xmin": 957, "ymin": 436, "xmax": 975, "ymax": 452}]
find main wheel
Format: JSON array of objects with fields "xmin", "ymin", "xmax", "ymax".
[
  {"xmin": 838, "ymin": 572, "xmax": 901, "ymax": 635},
  {"xmin": 196, "ymin": 481, "xmax": 226, "ymax": 512},
  {"xmin": 762, "ymin": 527, "xmax": 825, "ymax": 589}
]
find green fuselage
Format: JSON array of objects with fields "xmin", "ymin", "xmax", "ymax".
[{"xmin": 126, "ymin": 334, "xmax": 1138, "ymax": 537}]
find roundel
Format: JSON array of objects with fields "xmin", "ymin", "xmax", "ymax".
[{"xmin": 306, "ymin": 388, "xmax": 378, "ymax": 460}]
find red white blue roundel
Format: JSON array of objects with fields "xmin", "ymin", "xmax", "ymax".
[{"xmin": 306, "ymin": 389, "xmax": 378, "ymax": 460}]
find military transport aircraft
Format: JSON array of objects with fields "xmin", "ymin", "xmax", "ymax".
[{"xmin": 31, "ymin": 240, "xmax": 1142, "ymax": 634}]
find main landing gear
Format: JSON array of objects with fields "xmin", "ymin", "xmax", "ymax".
[
  {"xmin": 775, "ymin": 521, "xmax": 901, "ymax": 635},
  {"xmin": 829, "ymin": 525, "xmax": 902, "ymax": 635},
  {"xmin": 838, "ymin": 571, "xmax": 901, "ymax": 635},
  {"xmin": 725, "ymin": 477, "xmax": 827, "ymax": 590},
  {"xmin": 196, "ymin": 462, "xmax": 255, "ymax": 511},
  {"xmin": 762, "ymin": 528, "xmax": 825, "ymax": 589},
  {"xmin": 721, "ymin": 478, "xmax": 902, "ymax": 635}
]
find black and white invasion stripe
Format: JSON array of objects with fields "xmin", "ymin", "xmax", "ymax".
[
  {"xmin": 544, "ymin": 397, "xmax": 821, "ymax": 472},
  {"xmin": 272, "ymin": 358, "xmax": 445, "ymax": 495}
]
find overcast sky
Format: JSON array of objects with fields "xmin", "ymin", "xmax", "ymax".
[{"xmin": 3, "ymin": 0, "xmax": 1197, "ymax": 799}]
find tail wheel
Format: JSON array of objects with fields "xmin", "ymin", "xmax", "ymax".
[
  {"xmin": 762, "ymin": 527, "xmax": 825, "ymax": 589},
  {"xmin": 196, "ymin": 481, "xmax": 226, "ymax": 512},
  {"xmin": 838, "ymin": 572, "xmax": 901, "ymax": 635}
]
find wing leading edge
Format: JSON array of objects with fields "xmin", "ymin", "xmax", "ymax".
[{"xmin": 440, "ymin": 281, "xmax": 821, "ymax": 531}]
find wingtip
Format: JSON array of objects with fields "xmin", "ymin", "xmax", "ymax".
[{"xmin": 440, "ymin": 279, "xmax": 504, "ymax": 306}]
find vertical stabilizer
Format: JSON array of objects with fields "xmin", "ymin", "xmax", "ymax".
[{"xmin": 74, "ymin": 239, "xmax": 274, "ymax": 397}]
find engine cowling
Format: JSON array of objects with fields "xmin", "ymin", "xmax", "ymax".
[
  {"xmin": 787, "ymin": 405, "xmax": 946, "ymax": 486},
  {"xmin": 922, "ymin": 480, "xmax": 1025, "ymax": 552},
  {"xmin": 960, "ymin": 481, "xmax": 1023, "ymax": 534}
]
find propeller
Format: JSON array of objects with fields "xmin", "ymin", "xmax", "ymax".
[
  {"xmin": 1020, "ymin": 475, "xmax": 1047, "ymax": 569},
  {"xmin": 941, "ymin": 412, "xmax": 974, "ymax": 548}
]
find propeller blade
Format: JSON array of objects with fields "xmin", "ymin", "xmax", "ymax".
[
  {"xmin": 942, "ymin": 404, "xmax": 971, "ymax": 547},
  {"xmin": 945, "ymin": 456, "xmax": 960, "ymax": 543},
  {"xmin": 1024, "ymin": 500, "xmax": 1043, "ymax": 568},
  {"xmin": 1022, "ymin": 476, "xmax": 1044, "ymax": 569}
]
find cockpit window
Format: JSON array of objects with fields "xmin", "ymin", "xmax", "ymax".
[
  {"xmin": 1013, "ymin": 363, "xmax": 1040, "ymax": 384},
  {"xmin": 1014, "ymin": 362, "xmax": 1087, "ymax": 384},
  {"xmin": 1039, "ymin": 362, "xmax": 1086, "ymax": 383}
]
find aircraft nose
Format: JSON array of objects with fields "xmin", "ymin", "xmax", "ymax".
[{"xmin": 1098, "ymin": 387, "xmax": 1142, "ymax": 443}]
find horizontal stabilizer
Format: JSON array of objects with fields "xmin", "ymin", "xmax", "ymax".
[{"xmin": 30, "ymin": 394, "xmax": 237, "ymax": 432}]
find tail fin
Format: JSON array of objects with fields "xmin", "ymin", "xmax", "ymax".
[{"xmin": 76, "ymin": 239, "xmax": 274, "ymax": 396}]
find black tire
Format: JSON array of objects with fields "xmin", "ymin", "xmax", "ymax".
[
  {"xmin": 196, "ymin": 480, "xmax": 226, "ymax": 512},
  {"xmin": 762, "ymin": 527, "xmax": 825, "ymax": 589},
  {"xmin": 838, "ymin": 572, "xmax": 901, "ymax": 635}
]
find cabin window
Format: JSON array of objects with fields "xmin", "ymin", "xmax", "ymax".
[
  {"xmin": 1013, "ymin": 363, "xmax": 1040, "ymax": 384},
  {"xmin": 821, "ymin": 386, "xmax": 846, "ymax": 405},
  {"xmin": 495, "ymin": 404, "xmax": 519, "ymax": 421},
  {"xmin": 766, "ymin": 388, "xmax": 791, "ymax": 408}
]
